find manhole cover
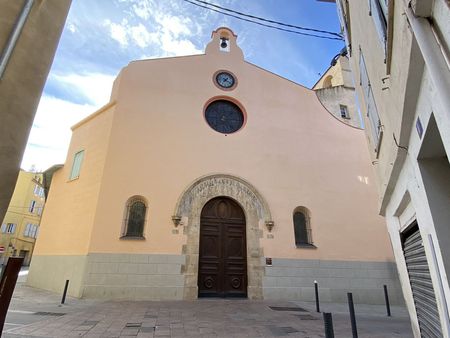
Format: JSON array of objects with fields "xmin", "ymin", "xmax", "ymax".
[{"xmin": 269, "ymin": 306, "xmax": 307, "ymax": 312}]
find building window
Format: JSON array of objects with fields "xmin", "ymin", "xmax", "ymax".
[
  {"xmin": 29, "ymin": 200, "xmax": 36, "ymax": 213},
  {"xmin": 69, "ymin": 150, "xmax": 84, "ymax": 180},
  {"xmin": 5, "ymin": 223, "xmax": 16, "ymax": 234},
  {"xmin": 122, "ymin": 196, "xmax": 147, "ymax": 238},
  {"xmin": 24, "ymin": 223, "xmax": 31, "ymax": 237},
  {"xmin": 340, "ymin": 105, "xmax": 349, "ymax": 118},
  {"xmin": 336, "ymin": 0, "xmax": 352, "ymax": 55},
  {"xmin": 293, "ymin": 207, "xmax": 314, "ymax": 247},
  {"xmin": 359, "ymin": 51, "xmax": 383, "ymax": 154},
  {"xmin": 323, "ymin": 75, "xmax": 333, "ymax": 88},
  {"xmin": 369, "ymin": 0, "xmax": 388, "ymax": 53}
]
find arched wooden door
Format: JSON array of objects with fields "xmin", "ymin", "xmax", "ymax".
[{"xmin": 198, "ymin": 197, "xmax": 247, "ymax": 298}]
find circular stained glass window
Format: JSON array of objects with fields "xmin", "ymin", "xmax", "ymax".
[{"xmin": 205, "ymin": 100, "xmax": 244, "ymax": 134}]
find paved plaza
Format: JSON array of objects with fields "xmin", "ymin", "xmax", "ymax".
[{"xmin": 3, "ymin": 275, "xmax": 413, "ymax": 338}]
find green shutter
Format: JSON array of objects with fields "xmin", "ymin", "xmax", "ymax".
[{"xmin": 69, "ymin": 150, "xmax": 84, "ymax": 179}]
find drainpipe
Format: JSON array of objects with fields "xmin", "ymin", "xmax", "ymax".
[
  {"xmin": 0, "ymin": 0, "xmax": 34, "ymax": 80},
  {"xmin": 404, "ymin": 4, "xmax": 450, "ymax": 119}
]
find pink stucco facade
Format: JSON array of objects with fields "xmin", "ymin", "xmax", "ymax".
[{"xmin": 28, "ymin": 28, "xmax": 402, "ymax": 303}]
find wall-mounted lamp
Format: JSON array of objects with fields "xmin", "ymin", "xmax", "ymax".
[
  {"xmin": 265, "ymin": 221, "xmax": 274, "ymax": 233},
  {"xmin": 171, "ymin": 215, "xmax": 182, "ymax": 227}
]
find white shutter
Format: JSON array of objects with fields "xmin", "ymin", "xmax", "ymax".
[
  {"xmin": 336, "ymin": 0, "xmax": 351, "ymax": 54},
  {"xmin": 1, "ymin": 224, "xmax": 6, "ymax": 233},
  {"xmin": 359, "ymin": 52, "xmax": 382, "ymax": 149},
  {"xmin": 370, "ymin": 0, "xmax": 387, "ymax": 52}
]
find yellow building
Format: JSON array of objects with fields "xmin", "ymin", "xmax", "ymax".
[
  {"xmin": 0, "ymin": 170, "xmax": 45, "ymax": 266},
  {"xmin": 29, "ymin": 27, "xmax": 402, "ymax": 304}
]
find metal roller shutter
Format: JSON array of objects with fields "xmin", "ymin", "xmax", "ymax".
[{"xmin": 403, "ymin": 224, "xmax": 442, "ymax": 338}]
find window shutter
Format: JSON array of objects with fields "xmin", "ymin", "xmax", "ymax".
[
  {"xmin": 336, "ymin": 0, "xmax": 351, "ymax": 55},
  {"xmin": 370, "ymin": 0, "xmax": 387, "ymax": 52},
  {"xmin": 70, "ymin": 150, "xmax": 85, "ymax": 179},
  {"xmin": 1, "ymin": 224, "xmax": 6, "ymax": 233},
  {"xmin": 359, "ymin": 52, "xmax": 382, "ymax": 148}
]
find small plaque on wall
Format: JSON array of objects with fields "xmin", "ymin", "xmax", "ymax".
[
  {"xmin": 267, "ymin": 234, "xmax": 274, "ymax": 239},
  {"xmin": 266, "ymin": 258, "xmax": 272, "ymax": 266}
]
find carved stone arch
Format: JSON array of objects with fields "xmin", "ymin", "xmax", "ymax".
[{"xmin": 174, "ymin": 173, "xmax": 272, "ymax": 300}]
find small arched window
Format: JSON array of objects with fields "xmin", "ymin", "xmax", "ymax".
[
  {"xmin": 323, "ymin": 75, "xmax": 333, "ymax": 88},
  {"xmin": 293, "ymin": 207, "xmax": 313, "ymax": 247},
  {"xmin": 122, "ymin": 196, "xmax": 147, "ymax": 238}
]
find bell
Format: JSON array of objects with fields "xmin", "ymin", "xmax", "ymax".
[{"xmin": 220, "ymin": 38, "xmax": 228, "ymax": 48}]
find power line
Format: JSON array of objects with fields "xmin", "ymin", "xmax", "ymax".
[
  {"xmin": 183, "ymin": 0, "xmax": 344, "ymax": 41},
  {"xmin": 189, "ymin": 0, "xmax": 342, "ymax": 38}
]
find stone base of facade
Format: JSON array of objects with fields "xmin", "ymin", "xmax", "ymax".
[
  {"xmin": 27, "ymin": 254, "xmax": 89, "ymax": 298},
  {"xmin": 83, "ymin": 253, "xmax": 186, "ymax": 300},
  {"xmin": 28, "ymin": 254, "xmax": 403, "ymax": 304},
  {"xmin": 262, "ymin": 258, "xmax": 404, "ymax": 305}
]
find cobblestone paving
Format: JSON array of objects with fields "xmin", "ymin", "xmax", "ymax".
[{"xmin": 4, "ymin": 299, "xmax": 413, "ymax": 338}]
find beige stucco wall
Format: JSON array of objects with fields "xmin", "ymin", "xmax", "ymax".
[{"xmin": 32, "ymin": 104, "xmax": 115, "ymax": 256}]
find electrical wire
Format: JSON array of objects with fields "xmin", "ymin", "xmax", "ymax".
[
  {"xmin": 183, "ymin": 0, "xmax": 344, "ymax": 41},
  {"xmin": 187, "ymin": 0, "xmax": 343, "ymax": 38}
]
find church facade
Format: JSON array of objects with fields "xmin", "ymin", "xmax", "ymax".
[{"xmin": 28, "ymin": 28, "xmax": 402, "ymax": 304}]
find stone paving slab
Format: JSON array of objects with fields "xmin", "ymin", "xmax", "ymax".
[{"xmin": 3, "ymin": 299, "xmax": 413, "ymax": 337}]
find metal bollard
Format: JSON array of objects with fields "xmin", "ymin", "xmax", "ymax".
[
  {"xmin": 323, "ymin": 312, "xmax": 335, "ymax": 338},
  {"xmin": 61, "ymin": 280, "xmax": 69, "ymax": 304},
  {"xmin": 384, "ymin": 285, "xmax": 391, "ymax": 317},
  {"xmin": 347, "ymin": 292, "xmax": 358, "ymax": 338},
  {"xmin": 314, "ymin": 280, "xmax": 320, "ymax": 313}
]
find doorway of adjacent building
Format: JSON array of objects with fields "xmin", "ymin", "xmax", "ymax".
[{"xmin": 198, "ymin": 196, "xmax": 247, "ymax": 298}]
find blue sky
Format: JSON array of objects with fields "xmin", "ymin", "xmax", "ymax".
[{"xmin": 22, "ymin": 0, "xmax": 343, "ymax": 171}]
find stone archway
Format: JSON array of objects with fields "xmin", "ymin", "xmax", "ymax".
[{"xmin": 173, "ymin": 174, "xmax": 273, "ymax": 300}]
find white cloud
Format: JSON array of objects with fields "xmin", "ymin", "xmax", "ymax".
[
  {"xmin": 52, "ymin": 72, "xmax": 115, "ymax": 107},
  {"xmin": 67, "ymin": 22, "xmax": 77, "ymax": 33},
  {"xmin": 21, "ymin": 95, "xmax": 96, "ymax": 171},
  {"xmin": 159, "ymin": 34, "xmax": 201, "ymax": 56},
  {"xmin": 155, "ymin": 15, "xmax": 192, "ymax": 38},
  {"xmin": 131, "ymin": 0, "xmax": 155, "ymax": 20},
  {"xmin": 103, "ymin": 14, "xmax": 202, "ymax": 56},
  {"xmin": 104, "ymin": 19, "xmax": 129, "ymax": 47},
  {"xmin": 130, "ymin": 23, "xmax": 158, "ymax": 48},
  {"xmin": 21, "ymin": 72, "xmax": 115, "ymax": 171}
]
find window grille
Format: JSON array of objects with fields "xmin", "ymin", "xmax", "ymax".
[
  {"xmin": 293, "ymin": 210, "xmax": 313, "ymax": 246},
  {"xmin": 123, "ymin": 197, "xmax": 147, "ymax": 238}
]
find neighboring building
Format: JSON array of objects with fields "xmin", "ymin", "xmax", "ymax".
[
  {"xmin": 331, "ymin": 0, "xmax": 450, "ymax": 336},
  {"xmin": 0, "ymin": 1, "xmax": 71, "ymax": 224},
  {"xmin": 313, "ymin": 54, "xmax": 361, "ymax": 128},
  {"xmin": 29, "ymin": 27, "xmax": 402, "ymax": 304},
  {"xmin": 0, "ymin": 170, "xmax": 45, "ymax": 266}
]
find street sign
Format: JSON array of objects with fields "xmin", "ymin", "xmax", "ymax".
[{"xmin": 0, "ymin": 246, "xmax": 5, "ymax": 253}]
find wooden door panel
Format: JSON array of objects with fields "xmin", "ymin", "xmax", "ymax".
[{"xmin": 198, "ymin": 197, "xmax": 247, "ymax": 298}]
